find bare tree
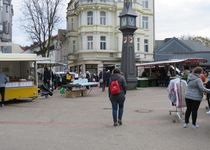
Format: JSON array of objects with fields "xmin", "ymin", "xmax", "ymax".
[
  {"xmin": 179, "ymin": 35, "xmax": 210, "ymax": 48},
  {"xmin": 192, "ymin": 36, "xmax": 210, "ymax": 48},
  {"xmin": 22, "ymin": 0, "xmax": 64, "ymax": 57}
]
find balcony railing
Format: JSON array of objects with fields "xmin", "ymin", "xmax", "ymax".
[{"xmin": 78, "ymin": 0, "xmax": 115, "ymax": 5}]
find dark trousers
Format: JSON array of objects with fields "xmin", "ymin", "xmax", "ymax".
[
  {"xmin": 102, "ymin": 82, "xmax": 106, "ymax": 92},
  {"xmin": 111, "ymin": 97, "xmax": 125, "ymax": 123},
  {"xmin": 207, "ymin": 94, "xmax": 210, "ymax": 109},
  {"xmin": 185, "ymin": 98, "xmax": 201, "ymax": 125},
  {"xmin": 0, "ymin": 87, "xmax": 5, "ymax": 105}
]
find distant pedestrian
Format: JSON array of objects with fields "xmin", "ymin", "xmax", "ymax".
[
  {"xmin": 184, "ymin": 67, "xmax": 210, "ymax": 128},
  {"xmin": 0, "ymin": 72, "xmax": 8, "ymax": 107},
  {"xmin": 108, "ymin": 68, "xmax": 127, "ymax": 126},
  {"xmin": 102, "ymin": 69, "xmax": 109, "ymax": 92},
  {"xmin": 66, "ymin": 71, "xmax": 72, "ymax": 84},
  {"xmin": 43, "ymin": 67, "xmax": 51, "ymax": 89}
]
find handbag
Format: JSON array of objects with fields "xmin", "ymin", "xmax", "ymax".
[{"xmin": 99, "ymin": 79, "xmax": 103, "ymax": 83}]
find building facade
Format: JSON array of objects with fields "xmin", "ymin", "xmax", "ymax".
[
  {"xmin": 65, "ymin": 0, "xmax": 154, "ymax": 74},
  {"xmin": 0, "ymin": 0, "xmax": 13, "ymax": 53}
]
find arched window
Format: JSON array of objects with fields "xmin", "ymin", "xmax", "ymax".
[{"xmin": 87, "ymin": 11, "xmax": 93, "ymax": 25}]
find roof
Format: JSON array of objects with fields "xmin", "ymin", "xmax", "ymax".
[
  {"xmin": 137, "ymin": 58, "xmax": 208, "ymax": 67},
  {"xmin": 181, "ymin": 40, "xmax": 210, "ymax": 51},
  {"xmin": 155, "ymin": 37, "xmax": 193, "ymax": 54},
  {"xmin": 155, "ymin": 37, "xmax": 210, "ymax": 64}
]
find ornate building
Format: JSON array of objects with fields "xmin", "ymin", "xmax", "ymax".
[
  {"xmin": 0, "ymin": 0, "xmax": 13, "ymax": 53},
  {"xmin": 65, "ymin": 0, "xmax": 154, "ymax": 74}
]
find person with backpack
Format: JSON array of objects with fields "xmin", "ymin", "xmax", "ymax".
[{"xmin": 108, "ymin": 68, "xmax": 127, "ymax": 126}]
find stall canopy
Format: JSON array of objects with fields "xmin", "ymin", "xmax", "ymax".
[
  {"xmin": 36, "ymin": 57, "xmax": 67, "ymax": 67},
  {"xmin": 0, "ymin": 53, "xmax": 37, "ymax": 61},
  {"xmin": 137, "ymin": 58, "xmax": 208, "ymax": 67}
]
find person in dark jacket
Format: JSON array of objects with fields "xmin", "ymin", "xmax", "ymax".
[
  {"xmin": 183, "ymin": 67, "xmax": 210, "ymax": 128},
  {"xmin": 108, "ymin": 68, "xmax": 127, "ymax": 126},
  {"xmin": 43, "ymin": 67, "xmax": 51, "ymax": 89},
  {"xmin": 102, "ymin": 69, "xmax": 108, "ymax": 92},
  {"xmin": 0, "ymin": 72, "xmax": 8, "ymax": 107},
  {"xmin": 205, "ymin": 80, "xmax": 210, "ymax": 114}
]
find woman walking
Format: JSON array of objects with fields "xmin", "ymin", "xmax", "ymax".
[
  {"xmin": 184, "ymin": 67, "xmax": 210, "ymax": 128},
  {"xmin": 108, "ymin": 68, "xmax": 127, "ymax": 126}
]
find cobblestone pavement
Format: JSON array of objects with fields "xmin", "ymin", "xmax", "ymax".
[{"xmin": 0, "ymin": 87, "xmax": 210, "ymax": 150}]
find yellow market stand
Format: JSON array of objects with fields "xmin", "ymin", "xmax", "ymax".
[{"xmin": 0, "ymin": 53, "xmax": 39, "ymax": 101}]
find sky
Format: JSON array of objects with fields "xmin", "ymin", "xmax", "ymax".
[{"xmin": 12, "ymin": 0, "xmax": 210, "ymax": 46}]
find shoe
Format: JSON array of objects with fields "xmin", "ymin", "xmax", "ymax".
[
  {"xmin": 206, "ymin": 110, "xmax": 210, "ymax": 114},
  {"xmin": 192, "ymin": 124, "xmax": 199, "ymax": 129},
  {"xmin": 118, "ymin": 120, "xmax": 122, "ymax": 125},
  {"xmin": 113, "ymin": 122, "xmax": 118, "ymax": 127},
  {"xmin": 192, "ymin": 124, "xmax": 199, "ymax": 128},
  {"xmin": 183, "ymin": 123, "xmax": 189, "ymax": 128}
]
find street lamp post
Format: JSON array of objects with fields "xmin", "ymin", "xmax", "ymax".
[{"xmin": 119, "ymin": 0, "xmax": 137, "ymax": 90}]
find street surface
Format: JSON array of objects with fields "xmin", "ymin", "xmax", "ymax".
[{"xmin": 0, "ymin": 87, "xmax": 210, "ymax": 150}]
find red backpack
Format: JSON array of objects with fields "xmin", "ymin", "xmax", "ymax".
[{"xmin": 110, "ymin": 80, "xmax": 121, "ymax": 95}]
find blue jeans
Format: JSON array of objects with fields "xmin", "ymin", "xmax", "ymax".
[{"xmin": 111, "ymin": 97, "xmax": 125, "ymax": 122}]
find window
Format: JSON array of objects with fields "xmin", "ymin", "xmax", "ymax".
[
  {"xmin": 71, "ymin": 18, "xmax": 74, "ymax": 30},
  {"xmin": 73, "ymin": 40, "xmax": 76, "ymax": 52},
  {"xmin": 100, "ymin": 36, "xmax": 106, "ymax": 50},
  {"xmin": 142, "ymin": 16, "xmax": 148, "ymax": 29},
  {"xmin": 87, "ymin": 36, "xmax": 93, "ymax": 50},
  {"xmin": 6, "ymin": 5, "xmax": 8, "ymax": 13},
  {"xmin": 142, "ymin": 0, "xmax": 149, "ymax": 8},
  {"xmin": 87, "ymin": 0, "xmax": 93, "ymax": 2},
  {"xmin": 3, "ymin": 21, "xmax": 8, "ymax": 34},
  {"xmin": 100, "ymin": 0, "xmax": 106, "ymax": 2},
  {"xmin": 87, "ymin": 11, "xmax": 93, "ymax": 25},
  {"xmin": 100, "ymin": 11, "xmax": 106, "ymax": 25},
  {"xmin": 144, "ymin": 39, "xmax": 148, "ymax": 52},
  {"xmin": 137, "ymin": 38, "xmax": 140, "ymax": 51},
  {"xmin": 0, "ymin": 24, "xmax": 3, "ymax": 31},
  {"xmin": 0, "ymin": 0, "xmax": 3, "ymax": 11}
]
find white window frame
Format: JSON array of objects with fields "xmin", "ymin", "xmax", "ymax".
[
  {"xmin": 71, "ymin": 18, "xmax": 74, "ymax": 30},
  {"xmin": 87, "ymin": 36, "xmax": 93, "ymax": 50},
  {"xmin": 100, "ymin": 36, "xmax": 106, "ymax": 50},
  {"xmin": 142, "ymin": 0, "xmax": 149, "ymax": 8},
  {"xmin": 87, "ymin": 11, "xmax": 93, "ymax": 25},
  {"xmin": 73, "ymin": 40, "xmax": 76, "ymax": 52},
  {"xmin": 144, "ymin": 39, "xmax": 149, "ymax": 52},
  {"xmin": 142, "ymin": 16, "xmax": 148, "ymax": 29},
  {"xmin": 137, "ymin": 38, "xmax": 140, "ymax": 51},
  {"xmin": 100, "ymin": 11, "xmax": 106, "ymax": 25}
]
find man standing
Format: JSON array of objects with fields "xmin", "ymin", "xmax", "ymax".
[
  {"xmin": 0, "ymin": 72, "xmax": 8, "ymax": 107},
  {"xmin": 43, "ymin": 67, "xmax": 51, "ymax": 89},
  {"xmin": 108, "ymin": 68, "xmax": 127, "ymax": 126}
]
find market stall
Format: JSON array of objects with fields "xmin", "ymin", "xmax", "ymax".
[
  {"xmin": 0, "ymin": 53, "xmax": 39, "ymax": 101},
  {"xmin": 136, "ymin": 58, "xmax": 208, "ymax": 87}
]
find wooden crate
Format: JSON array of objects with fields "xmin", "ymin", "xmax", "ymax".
[{"xmin": 65, "ymin": 90, "xmax": 81, "ymax": 98}]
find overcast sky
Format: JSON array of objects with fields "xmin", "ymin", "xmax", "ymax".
[{"xmin": 12, "ymin": 0, "xmax": 210, "ymax": 46}]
